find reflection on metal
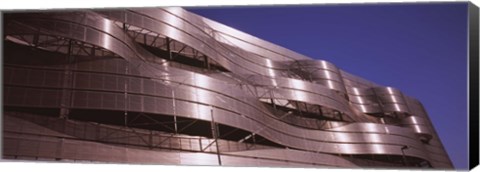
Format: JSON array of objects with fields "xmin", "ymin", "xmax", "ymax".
[{"xmin": 2, "ymin": 7, "xmax": 453, "ymax": 169}]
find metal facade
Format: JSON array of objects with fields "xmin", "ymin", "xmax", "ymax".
[{"xmin": 2, "ymin": 7, "xmax": 453, "ymax": 169}]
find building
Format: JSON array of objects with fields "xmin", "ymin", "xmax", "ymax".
[{"xmin": 2, "ymin": 7, "xmax": 453, "ymax": 169}]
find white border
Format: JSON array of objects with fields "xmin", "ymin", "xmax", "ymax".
[{"xmin": 0, "ymin": 0, "xmax": 477, "ymax": 172}]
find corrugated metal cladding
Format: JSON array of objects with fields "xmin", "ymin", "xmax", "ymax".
[{"xmin": 2, "ymin": 7, "xmax": 452, "ymax": 169}]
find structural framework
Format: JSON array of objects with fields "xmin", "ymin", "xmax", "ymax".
[{"xmin": 2, "ymin": 7, "xmax": 453, "ymax": 169}]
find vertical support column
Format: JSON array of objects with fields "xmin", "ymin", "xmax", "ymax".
[
  {"xmin": 55, "ymin": 138, "xmax": 65, "ymax": 161},
  {"xmin": 199, "ymin": 138, "xmax": 203, "ymax": 152},
  {"xmin": 172, "ymin": 89, "xmax": 178, "ymax": 134},
  {"xmin": 59, "ymin": 40, "xmax": 74, "ymax": 119},
  {"xmin": 122, "ymin": 23, "xmax": 127, "ymax": 31},
  {"xmin": 269, "ymin": 90, "xmax": 276, "ymax": 110},
  {"xmin": 204, "ymin": 55, "xmax": 210, "ymax": 69},
  {"xmin": 166, "ymin": 37, "xmax": 172, "ymax": 60},
  {"xmin": 295, "ymin": 101, "xmax": 303, "ymax": 116},
  {"xmin": 401, "ymin": 145, "xmax": 409, "ymax": 166},
  {"xmin": 143, "ymin": 34, "xmax": 147, "ymax": 45},
  {"xmin": 124, "ymin": 64, "xmax": 129, "ymax": 127},
  {"xmin": 210, "ymin": 107, "xmax": 222, "ymax": 165},
  {"xmin": 304, "ymin": 103, "xmax": 309, "ymax": 113},
  {"xmin": 149, "ymin": 130, "xmax": 153, "ymax": 149},
  {"xmin": 318, "ymin": 105, "xmax": 323, "ymax": 117},
  {"xmin": 252, "ymin": 133, "xmax": 256, "ymax": 148},
  {"xmin": 90, "ymin": 45, "xmax": 95, "ymax": 56}
]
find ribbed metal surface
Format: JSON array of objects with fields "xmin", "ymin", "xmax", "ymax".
[{"xmin": 2, "ymin": 7, "xmax": 452, "ymax": 169}]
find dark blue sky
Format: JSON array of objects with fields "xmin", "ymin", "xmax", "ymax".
[{"xmin": 188, "ymin": 3, "xmax": 468, "ymax": 169}]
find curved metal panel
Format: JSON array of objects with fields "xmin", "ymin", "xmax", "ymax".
[{"xmin": 3, "ymin": 8, "xmax": 452, "ymax": 169}]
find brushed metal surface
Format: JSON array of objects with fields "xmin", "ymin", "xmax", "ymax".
[{"xmin": 2, "ymin": 8, "xmax": 452, "ymax": 168}]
